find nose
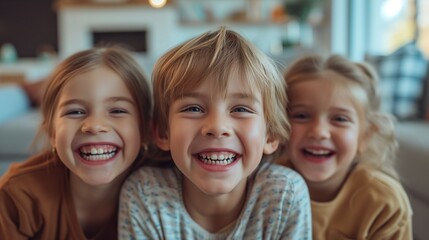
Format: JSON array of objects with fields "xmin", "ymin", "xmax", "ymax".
[
  {"xmin": 308, "ymin": 119, "xmax": 330, "ymax": 140},
  {"xmin": 81, "ymin": 114, "xmax": 111, "ymax": 134},
  {"xmin": 201, "ymin": 111, "xmax": 232, "ymax": 138}
]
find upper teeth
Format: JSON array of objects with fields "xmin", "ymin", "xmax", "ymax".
[
  {"xmin": 200, "ymin": 153, "xmax": 236, "ymax": 161},
  {"xmin": 199, "ymin": 152, "xmax": 237, "ymax": 165},
  {"xmin": 305, "ymin": 148, "xmax": 330, "ymax": 155},
  {"xmin": 79, "ymin": 145, "xmax": 117, "ymax": 161},
  {"xmin": 81, "ymin": 146, "xmax": 117, "ymax": 155}
]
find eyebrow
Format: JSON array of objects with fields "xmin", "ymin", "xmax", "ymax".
[
  {"xmin": 290, "ymin": 103, "xmax": 356, "ymax": 115},
  {"xmin": 333, "ymin": 107, "xmax": 356, "ymax": 115},
  {"xmin": 58, "ymin": 97, "xmax": 135, "ymax": 108},
  {"xmin": 181, "ymin": 92, "xmax": 261, "ymax": 104}
]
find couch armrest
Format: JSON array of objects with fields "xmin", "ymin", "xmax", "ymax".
[{"xmin": 0, "ymin": 84, "xmax": 31, "ymax": 124}]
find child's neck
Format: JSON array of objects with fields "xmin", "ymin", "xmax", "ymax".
[
  {"xmin": 69, "ymin": 172, "xmax": 126, "ymax": 238},
  {"xmin": 182, "ymin": 178, "xmax": 247, "ymax": 233},
  {"xmin": 307, "ymin": 164, "xmax": 356, "ymax": 202}
]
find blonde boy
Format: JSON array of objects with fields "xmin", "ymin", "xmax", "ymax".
[{"xmin": 119, "ymin": 27, "xmax": 311, "ymax": 239}]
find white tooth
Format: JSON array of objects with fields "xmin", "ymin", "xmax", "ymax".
[
  {"xmin": 97, "ymin": 148, "xmax": 104, "ymax": 154},
  {"xmin": 91, "ymin": 148, "xmax": 97, "ymax": 155},
  {"xmin": 307, "ymin": 148, "xmax": 329, "ymax": 155},
  {"xmin": 218, "ymin": 154, "xmax": 225, "ymax": 160},
  {"xmin": 210, "ymin": 154, "xmax": 218, "ymax": 160}
]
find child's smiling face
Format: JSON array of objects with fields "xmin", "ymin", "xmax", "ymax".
[
  {"xmin": 287, "ymin": 71, "xmax": 368, "ymax": 188},
  {"xmin": 156, "ymin": 71, "xmax": 279, "ymax": 196},
  {"xmin": 52, "ymin": 66, "xmax": 141, "ymax": 186}
]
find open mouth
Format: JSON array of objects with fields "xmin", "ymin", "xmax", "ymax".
[
  {"xmin": 302, "ymin": 148, "xmax": 334, "ymax": 158},
  {"xmin": 197, "ymin": 152, "xmax": 238, "ymax": 165},
  {"xmin": 79, "ymin": 145, "xmax": 118, "ymax": 161}
]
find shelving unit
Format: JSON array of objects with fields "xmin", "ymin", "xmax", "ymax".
[{"xmin": 176, "ymin": 0, "xmax": 286, "ymax": 26}]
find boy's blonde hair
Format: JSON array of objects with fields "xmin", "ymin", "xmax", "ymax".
[
  {"xmin": 284, "ymin": 54, "xmax": 398, "ymax": 179},
  {"xmin": 152, "ymin": 26, "xmax": 289, "ymax": 156},
  {"xmin": 39, "ymin": 46, "xmax": 152, "ymax": 156}
]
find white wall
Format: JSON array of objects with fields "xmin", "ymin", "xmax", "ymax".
[{"xmin": 57, "ymin": 2, "xmax": 327, "ymax": 63}]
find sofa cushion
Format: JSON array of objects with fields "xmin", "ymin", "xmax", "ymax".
[
  {"xmin": 0, "ymin": 84, "xmax": 31, "ymax": 124},
  {"xmin": 0, "ymin": 110, "xmax": 45, "ymax": 156},
  {"xmin": 368, "ymin": 41, "xmax": 428, "ymax": 120},
  {"xmin": 395, "ymin": 121, "xmax": 429, "ymax": 201}
]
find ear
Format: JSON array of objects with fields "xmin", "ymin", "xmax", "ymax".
[
  {"xmin": 153, "ymin": 124, "xmax": 170, "ymax": 151},
  {"xmin": 263, "ymin": 135, "xmax": 279, "ymax": 155}
]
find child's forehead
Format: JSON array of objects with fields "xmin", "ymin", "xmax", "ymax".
[
  {"xmin": 207, "ymin": 74, "xmax": 259, "ymax": 93},
  {"xmin": 290, "ymin": 70, "xmax": 356, "ymax": 89},
  {"xmin": 175, "ymin": 68, "xmax": 260, "ymax": 97},
  {"xmin": 290, "ymin": 71, "xmax": 368, "ymax": 111}
]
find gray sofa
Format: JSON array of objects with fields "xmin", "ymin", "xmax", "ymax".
[
  {"xmin": 0, "ymin": 84, "xmax": 44, "ymax": 175},
  {"xmin": 395, "ymin": 121, "xmax": 429, "ymax": 240}
]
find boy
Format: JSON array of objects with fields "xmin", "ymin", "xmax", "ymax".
[{"xmin": 119, "ymin": 27, "xmax": 311, "ymax": 239}]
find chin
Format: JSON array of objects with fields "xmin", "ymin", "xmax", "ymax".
[
  {"xmin": 303, "ymin": 173, "xmax": 331, "ymax": 183},
  {"xmin": 197, "ymin": 183, "xmax": 237, "ymax": 196},
  {"xmin": 83, "ymin": 174, "xmax": 119, "ymax": 186}
]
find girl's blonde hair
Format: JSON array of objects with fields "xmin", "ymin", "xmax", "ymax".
[
  {"xmin": 38, "ymin": 46, "xmax": 152, "ymax": 159},
  {"xmin": 284, "ymin": 54, "xmax": 399, "ymax": 179},
  {"xmin": 152, "ymin": 27, "xmax": 289, "ymax": 159}
]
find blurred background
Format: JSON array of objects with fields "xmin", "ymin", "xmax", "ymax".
[
  {"xmin": 0, "ymin": 0, "xmax": 426, "ymax": 64},
  {"xmin": 0, "ymin": 1, "xmax": 428, "ymax": 239}
]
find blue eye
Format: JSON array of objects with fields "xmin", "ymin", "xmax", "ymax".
[
  {"xmin": 182, "ymin": 106, "xmax": 203, "ymax": 113},
  {"xmin": 232, "ymin": 106, "xmax": 251, "ymax": 113},
  {"xmin": 65, "ymin": 110, "xmax": 85, "ymax": 116}
]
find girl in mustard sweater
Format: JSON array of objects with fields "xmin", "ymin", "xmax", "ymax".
[{"xmin": 279, "ymin": 54, "xmax": 413, "ymax": 239}]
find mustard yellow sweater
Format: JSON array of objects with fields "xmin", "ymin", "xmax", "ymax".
[{"xmin": 312, "ymin": 164, "xmax": 413, "ymax": 240}]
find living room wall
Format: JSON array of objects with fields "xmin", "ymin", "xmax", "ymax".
[{"xmin": 0, "ymin": 0, "xmax": 57, "ymax": 58}]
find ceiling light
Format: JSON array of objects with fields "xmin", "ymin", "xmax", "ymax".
[{"xmin": 149, "ymin": 0, "xmax": 167, "ymax": 8}]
